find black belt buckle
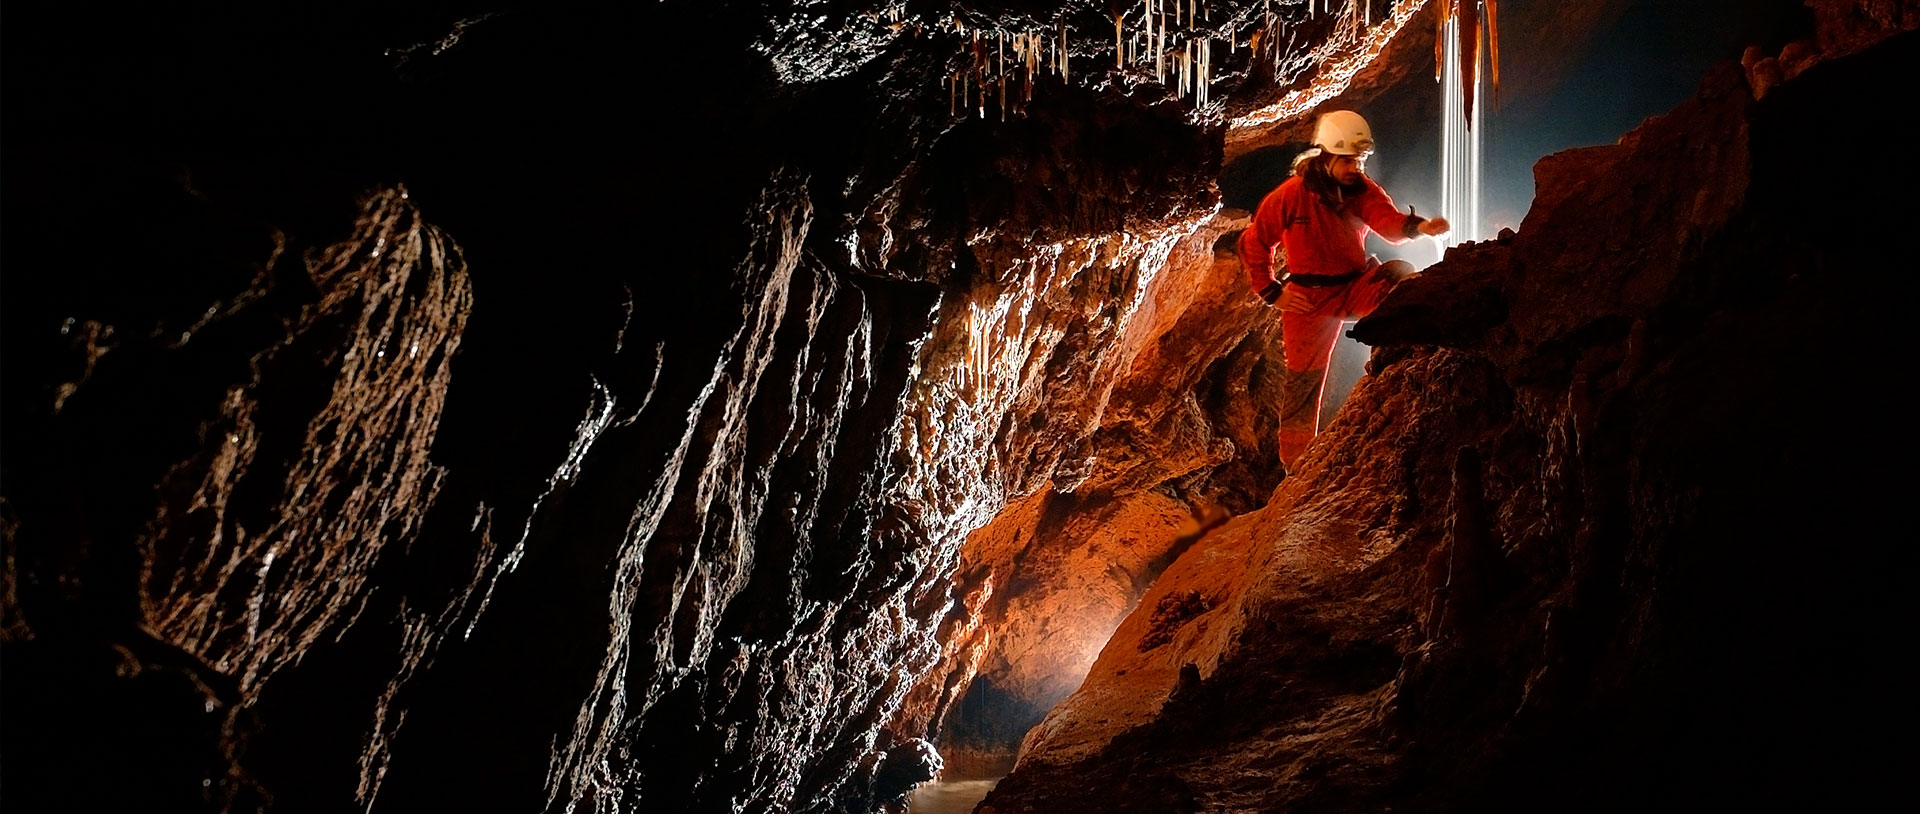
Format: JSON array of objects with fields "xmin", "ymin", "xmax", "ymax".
[{"xmin": 1284, "ymin": 271, "xmax": 1360, "ymax": 288}]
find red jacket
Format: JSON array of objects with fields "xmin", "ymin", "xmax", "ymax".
[{"xmin": 1239, "ymin": 174, "xmax": 1421, "ymax": 292}]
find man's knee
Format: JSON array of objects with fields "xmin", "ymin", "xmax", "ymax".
[{"xmin": 1379, "ymin": 259, "xmax": 1416, "ymax": 282}]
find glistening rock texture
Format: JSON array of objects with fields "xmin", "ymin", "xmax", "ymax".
[
  {"xmin": 1, "ymin": 1, "xmax": 1425, "ymax": 813},
  {"xmin": 983, "ymin": 16, "xmax": 1920, "ymax": 814},
  {"xmin": 892, "ymin": 215, "xmax": 1294, "ymax": 776}
]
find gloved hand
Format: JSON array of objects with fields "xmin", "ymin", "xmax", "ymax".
[{"xmin": 1258, "ymin": 279, "xmax": 1284, "ymax": 305}]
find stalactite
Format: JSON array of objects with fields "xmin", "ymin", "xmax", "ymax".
[
  {"xmin": 974, "ymin": 31, "xmax": 986, "ymax": 119},
  {"xmin": 1432, "ymin": 1, "xmax": 1501, "ymax": 122},
  {"xmin": 1201, "ymin": 37, "xmax": 1210, "ymax": 105},
  {"xmin": 1486, "ymin": 0, "xmax": 1500, "ymax": 101},
  {"xmin": 1182, "ymin": 43, "xmax": 1191, "ymax": 96},
  {"xmin": 1144, "ymin": 0, "xmax": 1153, "ymax": 55},
  {"xmin": 1023, "ymin": 32, "xmax": 1037, "ymax": 102},
  {"xmin": 1458, "ymin": 0, "xmax": 1479, "ymax": 127},
  {"xmin": 1157, "ymin": 16, "xmax": 1166, "ymax": 81}
]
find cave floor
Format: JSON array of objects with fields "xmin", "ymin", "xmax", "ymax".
[{"xmin": 907, "ymin": 777, "xmax": 1001, "ymax": 814}]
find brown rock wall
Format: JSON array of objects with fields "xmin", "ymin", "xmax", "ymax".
[
  {"xmin": 892, "ymin": 202, "xmax": 1305, "ymax": 773},
  {"xmin": 984, "ymin": 23, "xmax": 1920, "ymax": 814}
]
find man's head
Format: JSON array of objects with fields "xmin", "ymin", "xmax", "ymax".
[{"xmin": 1310, "ymin": 110, "xmax": 1373, "ymax": 187}]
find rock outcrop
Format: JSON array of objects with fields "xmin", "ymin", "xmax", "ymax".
[{"xmin": 984, "ymin": 16, "xmax": 1920, "ymax": 814}]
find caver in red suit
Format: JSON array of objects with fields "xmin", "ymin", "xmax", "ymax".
[{"xmin": 1237, "ymin": 110, "xmax": 1449, "ymax": 470}]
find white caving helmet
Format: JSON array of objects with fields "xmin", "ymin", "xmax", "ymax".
[{"xmin": 1312, "ymin": 110, "xmax": 1375, "ymax": 156}]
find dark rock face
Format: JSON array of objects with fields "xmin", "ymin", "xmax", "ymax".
[{"xmin": 983, "ymin": 18, "xmax": 1920, "ymax": 814}]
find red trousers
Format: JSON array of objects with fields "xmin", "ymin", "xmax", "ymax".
[{"xmin": 1276, "ymin": 260, "xmax": 1408, "ymax": 468}]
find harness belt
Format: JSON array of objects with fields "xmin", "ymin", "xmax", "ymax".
[{"xmin": 1284, "ymin": 271, "xmax": 1360, "ymax": 288}]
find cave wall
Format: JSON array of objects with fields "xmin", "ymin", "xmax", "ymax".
[
  {"xmin": 1, "ymin": 2, "xmax": 1412, "ymax": 812},
  {"xmin": 12, "ymin": 1, "xmax": 1899, "ymax": 812},
  {"xmin": 985, "ymin": 10, "xmax": 1920, "ymax": 813}
]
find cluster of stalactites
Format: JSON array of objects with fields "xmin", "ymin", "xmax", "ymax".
[
  {"xmin": 926, "ymin": 1, "xmax": 1422, "ymax": 123},
  {"xmin": 1113, "ymin": 0, "xmax": 1221, "ymax": 107},
  {"xmin": 944, "ymin": 23, "xmax": 1074, "ymax": 120},
  {"xmin": 1434, "ymin": 0, "xmax": 1499, "ymax": 125},
  {"xmin": 936, "ymin": 1, "xmax": 1234, "ymax": 121}
]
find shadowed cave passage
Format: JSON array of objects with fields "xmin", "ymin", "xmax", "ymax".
[{"xmin": 3, "ymin": 2, "xmax": 1915, "ymax": 814}]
